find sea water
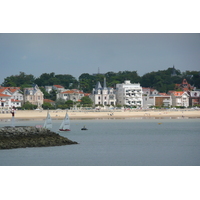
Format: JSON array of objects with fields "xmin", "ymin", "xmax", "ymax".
[{"xmin": 0, "ymin": 118, "xmax": 200, "ymax": 166}]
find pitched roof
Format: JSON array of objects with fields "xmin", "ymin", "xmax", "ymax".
[
  {"xmin": 61, "ymin": 90, "xmax": 84, "ymax": 94},
  {"xmin": 171, "ymin": 91, "xmax": 185, "ymax": 96},
  {"xmin": 159, "ymin": 93, "xmax": 169, "ymax": 96},
  {"xmin": 0, "ymin": 93, "xmax": 11, "ymax": 97},
  {"xmin": 0, "ymin": 87, "xmax": 20, "ymax": 93},
  {"xmin": 11, "ymin": 99, "xmax": 21, "ymax": 102},
  {"xmin": 44, "ymin": 99, "xmax": 55, "ymax": 103},
  {"xmin": 95, "ymin": 81, "xmax": 102, "ymax": 90},
  {"xmin": 53, "ymin": 85, "xmax": 64, "ymax": 88}
]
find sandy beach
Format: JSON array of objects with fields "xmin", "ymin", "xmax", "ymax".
[{"xmin": 0, "ymin": 109, "xmax": 200, "ymax": 120}]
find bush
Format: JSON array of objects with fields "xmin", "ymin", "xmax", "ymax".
[{"xmin": 21, "ymin": 102, "xmax": 37, "ymax": 110}]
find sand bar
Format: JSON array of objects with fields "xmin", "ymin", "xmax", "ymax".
[{"xmin": 0, "ymin": 109, "xmax": 200, "ymax": 120}]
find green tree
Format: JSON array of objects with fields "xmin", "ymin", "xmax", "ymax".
[
  {"xmin": 65, "ymin": 100, "xmax": 74, "ymax": 109},
  {"xmin": 2, "ymin": 72, "xmax": 35, "ymax": 87},
  {"xmin": 80, "ymin": 96, "xmax": 93, "ymax": 107},
  {"xmin": 42, "ymin": 102, "xmax": 54, "ymax": 110}
]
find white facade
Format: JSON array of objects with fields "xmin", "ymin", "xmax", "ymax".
[
  {"xmin": 57, "ymin": 89, "xmax": 85, "ymax": 102},
  {"xmin": 143, "ymin": 94, "xmax": 172, "ymax": 108},
  {"xmin": 91, "ymin": 78, "xmax": 116, "ymax": 106},
  {"xmin": 0, "ymin": 87, "xmax": 23, "ymax": 108},
  {"xmin": 116, "ymin": 80, "xmax": 143, "ymax": 107},
  {"xmin": 45, "ymin": 85, "xmax": 65, "ymax": 94},
  {"xmin": 0, "ymin": 93, "xmax": 12, "ymax": 109},
  {"xmin": 171, "ymin": 91, "xmax": 189, "ymax": 107}
]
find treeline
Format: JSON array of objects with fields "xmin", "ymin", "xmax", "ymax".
[{"xmin": 1, "ymin": 68, "xmax": 200, "ymax": 93}]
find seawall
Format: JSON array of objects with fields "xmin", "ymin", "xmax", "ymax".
[{"xmin": 0, "ymin": 126, "xmax": 78, "ymax": 150}]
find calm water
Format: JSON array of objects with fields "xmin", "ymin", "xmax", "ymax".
[{"xmin": 0, "ymin": 118, "xmax": 200, "ymax": 166}]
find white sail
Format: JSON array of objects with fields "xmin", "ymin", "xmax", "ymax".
[
  {"xmin": 59, "ymin": 112, "xmax": 70, "ymax": 130},
  {"xmin": 43, "ymin": 111, "xmax": 52, "ymax": 130}
]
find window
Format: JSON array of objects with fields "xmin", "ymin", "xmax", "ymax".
[{"xmin": 98, "ymin": 96, "xmax": 100, "ymax": 100}]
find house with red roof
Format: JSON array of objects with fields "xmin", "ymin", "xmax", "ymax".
[
  {"xmin": 0, "ymin": 86, "xmax": 23, "ymax": 109},
  {"xmin": 57, "ymin": 89, "xmax": 90, "ymax": 102},
  {"xmin": 43, "ymin": 99, "xmax": 55, "ymax": 106},
  {"xmin": 174, "ymin": 79, "xmax": 195, "ymax": 91},
  {"xmin": 171, "ymin": 91, "xmax": 189, "ymax": 107},
  {"xmin": 142, "ymin": 87, "xmax": 159, "ymax": 95},
  {"xmin": 45, "ymin": 85, "xmax": 65, "ymax": 94},
  {"xmin": 0, "ymin": 93, "xmax": 12, "ymax": 109}
]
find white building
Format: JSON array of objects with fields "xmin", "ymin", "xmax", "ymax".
[
  {"xmin": 116, "ymin": 80, "xmax": 143, "ymax": 107},
  {"xmin": 171, "ymin": 91, "xmax": 189, "ymax": 107},
  {"xmin": 45, "ymin": 85, "xmax": 65, "ymax": 93},
  {"xmin": 143, "ymin": 93, "xmax": 172, "ymax": 108},
  {"xmin": 91, "ymin": 78, "xmax": 116, "ymax": 106},
  {"xmin": 0, "ymin": 87, "xmax": 23, "ymax": 109},
  {"xmin": 57, "ymin": 89, "xmax": 86, "ymax": 102},
  {"xmin": 0, "ymin": 93, "xmax": 11, "ymax": 109}
]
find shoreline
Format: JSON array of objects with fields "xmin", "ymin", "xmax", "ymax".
[{"xmin": 0, "ymin": 109, "xmax": 200, "ymax": 120}]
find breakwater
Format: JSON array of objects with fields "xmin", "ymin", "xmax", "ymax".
[{"xmin": 0, "ymin": 126, "xmax": 78, "ymax": 149}]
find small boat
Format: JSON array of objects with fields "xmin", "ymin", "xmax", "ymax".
[
  {"xmin": 59, "ymin": 112, "xmax": 70, "ymax": 131},
  {"xmin": 158, "ymin": 123, "xmax": 162, "ymax": 125},
  {"xmin": 43, "ymin": 110, "xmax": 52, "ymax": 130},
  {"xmin": 81, "ymin": 126, "xmax": 88, "ymax": 130}
]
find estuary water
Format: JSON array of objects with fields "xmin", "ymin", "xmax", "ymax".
[{"xmin": 0, "ymin": 118, "xmax": 200, "ymax": 166}]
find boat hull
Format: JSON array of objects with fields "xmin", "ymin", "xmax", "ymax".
[{"xmin": 59, "ymin": 129, "xmax": 70, "ymax": 131}]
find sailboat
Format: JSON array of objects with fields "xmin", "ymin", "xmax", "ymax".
[
  {"xmin": 43, "ymin": 110, "xmax": 52, "ymax": 130},
  {"xmin": 59, "ymin": 112, "xmax": 70, "ymax": 131}
]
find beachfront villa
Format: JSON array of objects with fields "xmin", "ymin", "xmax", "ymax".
[
  {"xmin": 91, "ymin": 78, "xmax": 116, "ymax": 107},
  {"xmin": 24, "ymin": 84, "xmax": 44, "ymax": 108},
  {"xmin": 116, "ymin": 80, "xmax": 143, "ymax": 107},
  {"xmin": 170, "ymin": 91, "xmax": 190, "ymax": 107},
  {"xmin": 188, "ymin": 90, "xmax": 200, "ymax": 106},
  {"xmin": 0, "ymin": 87, "xmax": 23, "ymax": 109},
  {"xmin": 57, "ymin": 89, "xmax": 86, "ymax": 102},
  {"xmin": 143, "ymin": 93, "xmax": 172, "ymax": 108}
]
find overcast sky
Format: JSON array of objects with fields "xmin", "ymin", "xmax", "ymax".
[{"xmin": 0, "ymin": 33, "xmax": 199, "ymax": 84}]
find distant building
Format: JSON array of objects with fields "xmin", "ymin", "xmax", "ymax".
[
  {"xmin": 116, "ymin": 80, "xmax": 143, "ymax": 107},
  {"xmin": 143, "ymin": 93, "xmax": 172, "ymax": 108},
  {"xmin": 24, "ymin": 84, "xmax": 44, "ymax": 108},
  {"xmin": 0, "ymin": 86, "xmax": 23, "ymax": 109},
  {"xmin": 187, "ymin": 91, "xmax": 200, "ymax": 106},
  {"xmin": 52, "ymin": 85, "xmax": 65, "ymax": 93},
  {"xmin": 142, "ymin": 87, "xmax": 159, "ymax": 96},
  {"xmin": 91, "ymin": 78, "xmax": 116, "ymax": 106},
  {"xmin": 175, "ymin": 79, "xmax": 195, "ymax": 91},
  {"xmin": 170, "ymin": 91, "xmax": 189, "ymax": 107},
  {"xmin": 43, "ymin": 99, "xmax": 55, "ymax": 107},
  {"xmin": 45, "ymin": 85, "xmax": 65, "ymax": 93},
  {"xmin": 171, "ymin": 65, "xmax": 177, "ymax": 77},
  {"xmin": 57, "ymin": 89, "xmax": 88, "ymax": 102}
]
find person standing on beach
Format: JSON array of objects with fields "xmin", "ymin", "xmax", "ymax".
[{"xmin": 11, "ymin": 106, "xmax": 16, "ymax": 127}]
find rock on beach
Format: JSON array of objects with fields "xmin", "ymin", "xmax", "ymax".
[{"xmin": 0, "ymin": 126, "xmax": 78, "ymax": 150}]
